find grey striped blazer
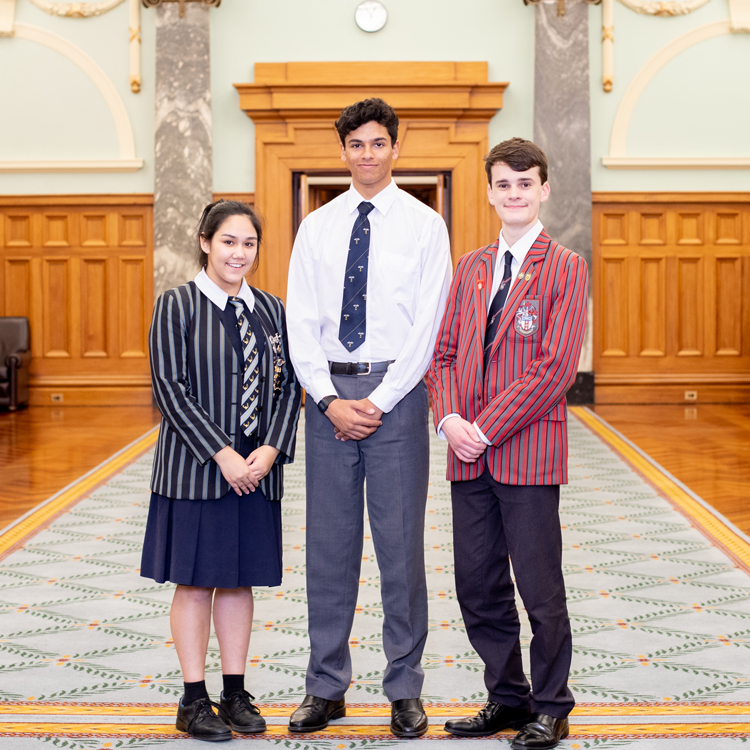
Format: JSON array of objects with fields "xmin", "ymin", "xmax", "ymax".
[{"xmin": 149, "ymin": 281, "xmax": 302, "ymax": 501}]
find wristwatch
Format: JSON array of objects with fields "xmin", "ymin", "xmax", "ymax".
[{"xmin": 317, "ymin": 395, "xmax": 338, "ymax": 414}]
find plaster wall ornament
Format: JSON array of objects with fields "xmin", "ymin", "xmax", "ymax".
[
  {"xmin": 129, "ymin": 0, "xmax": 140, "ymax": 92},
  {"xmin": 18, "ymin": 0, "xmax": 141, "ymax": 93},
  {"xmin": 729, "ymin": 0, "xmax": 750, "ymax": 30},
  {"xmin": 0, "ymin": 23, "xmax": 143, "ymax": 172},
  {"xmin": 603, "ymin": 19, "xmax": 750, "ymax": 169},
  {"xmin": 616, "ymin": 0, "xmax": 712, "ymax": 15},
  {"xmin": 27, "ymin": 0, "xmax": 126, "ymax": 17},
  {"xmin": 602, "ymin": 0, "xmax": 614, "ymax": 90},
  {"xmin": 0, "ymin": 0, "xmax": 16, "ymax": 36}
]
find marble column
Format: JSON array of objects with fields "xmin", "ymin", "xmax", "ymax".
[
  {"xmin": 534, "ymin": 0, "xmax": 594, "ymax": 394},
  {"xmin": 153, "ymin": 3, "xmax": 213, "ymax": 298}
]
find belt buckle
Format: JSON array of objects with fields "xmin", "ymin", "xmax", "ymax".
[{"xmin": 359, "ymin": 362, "xmax": 371, "ymax": 376}]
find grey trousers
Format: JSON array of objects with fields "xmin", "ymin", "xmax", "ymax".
[{"xmin": 304, "ymin": 372, "xmax": 430, "ymax": 702}]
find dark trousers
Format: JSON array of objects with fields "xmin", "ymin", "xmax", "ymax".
[
  {"xmin": 304, "ymin": 373, "xmax": 430, "ymax": 702},
  {"xmin": 451, "ymin": 469, "xmax": 574, "ymax": 718}
]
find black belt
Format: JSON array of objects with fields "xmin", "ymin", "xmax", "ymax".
[{"xmin": 329, "ymin": 360, "xmax": 393, "ymax": 375}]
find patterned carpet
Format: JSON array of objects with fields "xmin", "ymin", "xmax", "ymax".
[{"xmin": 1, "ymin": 407, "xmax": 749, "ymax": 749}]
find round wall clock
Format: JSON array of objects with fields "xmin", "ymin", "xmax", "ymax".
[{"xmin": 355, "ymin": 1, "xmax": 388, "ymax": 33}]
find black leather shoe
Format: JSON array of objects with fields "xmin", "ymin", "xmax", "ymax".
[
  {"xmin": 391, "ymin": 698, "xmax": 428, "ymax": 738},
  {"xmin": 176, "ymin": 697, "xmax": 233, "ymax": 742},
  {"xmin": 445, "ymin": 701, "xmax": 531, "ymax": 736},
  {"xmin": 511, "ymin": 713, "xmax": 569, "ymax": 750},
  {"xmin": 218, "ymin": 690, "xmax": 266, "ymax": 734},
  {"xmin": 288, "ymin": 694, "xmax": 346, "ymax": 732}
]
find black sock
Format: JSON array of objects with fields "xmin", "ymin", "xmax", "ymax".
[
  {"xmin": 184, "ymin": 680, "xmax": 209, "ymax": 704},
  {"xmin": 222, "ymin": 674, "xmax": 245, "ymax": 696}
]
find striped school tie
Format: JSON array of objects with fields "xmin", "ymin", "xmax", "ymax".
[{"xmin": 229, "ymin": 297, "xmax": 259, "ymax": 436}]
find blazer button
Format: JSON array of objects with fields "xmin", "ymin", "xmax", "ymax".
[{"xmin": 260, "ymin": 376, "xmax": 266, "ymax": 382}]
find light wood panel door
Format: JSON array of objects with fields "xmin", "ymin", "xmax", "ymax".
[{"xmin": 593, "ymin": 194, "xmax": 750, "ymax": 403}]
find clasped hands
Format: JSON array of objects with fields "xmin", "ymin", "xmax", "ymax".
[
  {"xmin": 214, "ymin": 444, "xmax": 281, "ymax": 496},
  {"xmin": 442, "ymin": 416, "xmax": 487, "ymax": 463},
  {"xmin": 326, "ymin": 397, "xmax": 383, "ymax": 441}
]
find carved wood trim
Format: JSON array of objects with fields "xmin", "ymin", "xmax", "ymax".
[{"xmin": 235, "ymin": 62, "xmax": 508, "ymax": 301}]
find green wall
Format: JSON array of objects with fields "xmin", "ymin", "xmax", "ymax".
[{"xmin": 0, "ymin": 0, "xmax": 747, "ymax": 196}]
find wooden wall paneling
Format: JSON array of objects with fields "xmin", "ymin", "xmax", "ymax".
[
  {"xmin": 5, "ymin": 213, "xmax": 34, "ymax": 248},
  {"xmin": 3, "ymin": 258, "xmax": 32, "ymax": 320},
  {"xmin": 592, "ymin": 193, "xmax": 750, "ymax": 403},
  {"xmin": 600, "ymin": 211, "xmax": 628, "ymax": 246},
  {"xmin": 80, "ymin": 257, "xmax": 108, "ymax": 357},
  {"xmin": 600, "ymin": 257, "xmax": 628, "ymax": 357},
  {"xmin": 0, "ymin": 197, "xmax": 154, "ymax": 405},
  {"xmin": 677, "ymin": 211, "xmax": 703, "ymax": 245},
  {"xmin": 638, "ymin": 254, "xmax": 666, "ymax": 356},
  {"xmin": 81, "ymin": 213, "xmax": 109, "ymax": 247},
  {"xmin": 714, "ymin": 211, "xmax": 742, "ymax": 245},
  {"xmin": 119, "ymin": 256, "xmax": 148, "ymax": 358},
  {"xmin": 714, "ymin": 255, "xmax": 742, "ymax": 356},
  {"xmin": 676, "ymin": 255, "xmax": 703, "ymax": 357},
  {"xmin": 639, "ymin": 211, "xmax": 666, "ymax": 246},
  {"xmin": 43, "ymin": 212, "xmax": 76, "ymax": 248},
  {"xmin": 119, "ymin": 212, "xmax": 147, "ymax": 247},
  {"xmin": 42, "ymin": 257, "xmax": 71, "ymax": 358}
]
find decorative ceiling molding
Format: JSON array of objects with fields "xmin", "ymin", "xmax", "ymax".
[
  {"xmin": 616, "ymin": 0, "xmax": 711, "ymax": 15},
  {"xmin": 0, "ymin": 23, "xmax": 143, "ymax": 173},
  {"xmin": 26, "ymin": 0, "xmax": 125, "ymax": 17},
  {"xmin": 603, "ymin": 19, "xmax": 750, "ymax": 169}
]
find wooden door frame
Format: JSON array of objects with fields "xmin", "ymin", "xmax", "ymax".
[{"xmin": 235, "ymin": 62, "xmax": 508, "ymax": 300}]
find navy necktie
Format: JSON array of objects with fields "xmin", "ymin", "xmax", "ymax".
[
  {"xmin": 339, "ymin": 201, "xmax": 374, "ymax": 352},
  {"xmin": 483, "ymin": 250, "xmax": 514, "ymax": 370}
]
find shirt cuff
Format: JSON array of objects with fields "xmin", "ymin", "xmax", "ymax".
[
  {"xmin": 308, "ymin": 376, "xmax": 338, "ymax": 406},
  {"xmin": 473, "ymin": 421, "xmax": 491, "ymax": 446},
  {"xmin": 436, "ymin": 413, "xmax": 461, "ymax": 440},
  {"xmin": 366, "ymin": 384, "xmax": 399, "ymax": 414}
]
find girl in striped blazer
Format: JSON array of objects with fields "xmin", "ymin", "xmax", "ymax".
[{"xmin": 141, "ymin": 200, "xmax": 302, "ymax": 741}]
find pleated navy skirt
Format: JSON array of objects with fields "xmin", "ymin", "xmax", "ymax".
[{"xmin": 140, "ymin": 486, "xmax": 282, "ymax": 589}]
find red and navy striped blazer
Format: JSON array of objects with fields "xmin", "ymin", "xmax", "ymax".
[{"xmin": 427, "ymin": 230, "xmax": 588, "ymax": 485}]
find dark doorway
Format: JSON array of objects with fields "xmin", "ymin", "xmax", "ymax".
[{"xmin": 292, "ymin": 171, "xmax": 452, "ymax": 238}]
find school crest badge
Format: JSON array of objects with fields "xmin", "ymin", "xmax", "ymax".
[{"xmin": 514, "ymin": 300, "xmax": 539, "ymax": 337}]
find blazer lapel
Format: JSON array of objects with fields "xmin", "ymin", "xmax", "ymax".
[
  {"xmin": 473, "ymin": 242, "xmax": 497, "ymax": 349},
  {"xmin": 487, "ymin": 231, "xmax": 551, "ymax": 363}
]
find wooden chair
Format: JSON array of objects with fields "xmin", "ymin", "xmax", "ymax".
[{"xmin": 0, "ymin": 317, "xmax": 31, "ymax": 411}]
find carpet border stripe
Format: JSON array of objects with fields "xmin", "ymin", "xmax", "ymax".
[
  {"xmin": 0, "ymin": 722, "xmax": 748, "ymax": 739},
  {"xmin": 0, "ymin": 428, "xmax": 158, "ymax": 561},
  {"xmin": 571, "ymin": 407, "xmax": 750, "ymax": 574}
]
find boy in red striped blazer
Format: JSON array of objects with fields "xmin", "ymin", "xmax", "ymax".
[{"xmin": 427, "ymin": 138, "xmax": 588, "ymax": 750}]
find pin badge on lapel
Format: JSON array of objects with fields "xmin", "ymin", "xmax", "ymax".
[{"xmin": 477, "ymin": 279, "xmax": 484, "ymax": 291}]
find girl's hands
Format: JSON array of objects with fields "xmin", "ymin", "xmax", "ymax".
[
  {"xmin": 246, "ymin": 445, "xmax": 281, "ymax": 483},
  {"xmin": 213, "ymin": 446, "xmax": 259, "ymax": 495}
]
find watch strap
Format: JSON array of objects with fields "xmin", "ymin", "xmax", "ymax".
[{"xmin": 317, "ymin": 395, "xmax": 338, "ymax": 414}]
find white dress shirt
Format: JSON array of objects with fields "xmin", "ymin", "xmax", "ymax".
[
  {"xmin": 286, "ymin": 180, "xmax": 452, "ymax": 413},
  {"xmin": 437, "ymin": 220, "xmax": 544, "ymax": 443},
  {"xmin": 194, "ymin": 268, "xmax": 255, "ymax": 312}
]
